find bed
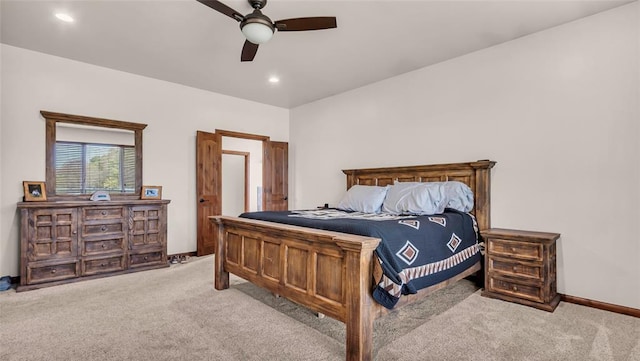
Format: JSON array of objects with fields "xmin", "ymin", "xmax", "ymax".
[{"xmin": 211, "ymin": 160, "xmax": 496, "ymax": 361}]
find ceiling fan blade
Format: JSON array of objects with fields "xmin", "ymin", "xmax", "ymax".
[
  {"xmin": 241, "ymin": 40, "xmax": 259, "ymax": 62},
  {"xmin": 196, "ymin": 0, "xmax": 244, "ymax": 22},
  {"xmin": 274, "ymin": 17, "xmax": 337, "ymax": 32}
]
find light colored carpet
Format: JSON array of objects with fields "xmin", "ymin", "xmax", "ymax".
[
  {"xmin": 0, "ymin": 256, "xmax": 343, "ymax": 361},
  {"xmin": 1, "ymin": 255, "xmax": 638, "ymax": 360},
  {"xmin": 376, "ymin": 291, "xmax": 640, "ymax": 361}
]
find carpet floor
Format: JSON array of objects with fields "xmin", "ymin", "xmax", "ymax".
[{"xmin": 1, "ymin": 255, "xmax": 638, "ymax": 360}]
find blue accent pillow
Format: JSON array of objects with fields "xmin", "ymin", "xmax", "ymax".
[
  {"xmin": 381, "ymin": 181, "xmax": 474, "ymax": 215},
  {"xmin": 337, "ymin": 185, "xmax": 389, "ymax": 213},
  {"xmin": 381, "ymin": 182, "xmax": 446, "ymax": 215}
]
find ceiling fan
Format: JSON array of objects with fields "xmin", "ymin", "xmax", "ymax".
[{"xmin": 197, "ymin": 0, "xmax": 337, "ymax": 62}]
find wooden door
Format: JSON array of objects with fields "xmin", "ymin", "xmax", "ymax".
[
  {"xmin": 263, "ymin": 141, "xmax": 288, "ymax": 211},
  {"xmin": 196, "ymin": 131, "xmax": 221, "ymax": 256}
]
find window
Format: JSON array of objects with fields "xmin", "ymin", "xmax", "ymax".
[
  {"xmin": 55, "ymin": 142, "xmax": 136, "ymax": 194},
  {"xmin": 43, "ymin": 110, "xmax": 147, "ymax": 199}
]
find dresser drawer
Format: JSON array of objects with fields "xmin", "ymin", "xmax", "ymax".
[
  {"xmin": 82, "ymin": 255, "xmax": 126, "ymax": 276},
  {"xmin": 27, "ymin": 261, "xmax": 79, "ymax": 284},
  {"xmin": 129, "ymin": 251, "xmax": 165, "ymax": 268},
  {"xmin": 83, "ymin": 207, "xmax": 125, "ymax": 220},
  {"xmin": 82, "ymin": 237, "xmax": 126, "ymax": 255},
  {"xmin": 488, "ymin": 257, "xmax": 542, "ymax": 280},
  {"xmin": 487, "ymin": 277, "xmax": 543, "ymax": 303},
  {"xmin": 83, "ymin": 222, "xmax": 125, "ymax": 237},
  {"xmin": 488, "ymin": 238, "xmax": 543, "ymax": 261}
]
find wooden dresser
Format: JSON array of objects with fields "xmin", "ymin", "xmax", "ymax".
[
  {"xmin": 481, "ymin": 228, "xmax": 561, "ymax": 312},
  {"xmin": 17, "ymin": 199, "xmax": 170, "ymax": 291}
]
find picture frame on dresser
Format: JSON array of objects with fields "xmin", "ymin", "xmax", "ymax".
[
  {"xmin": 23, "ymin": 181, "xmax": 47, "ymax": 202},
  {"xmin": 141, "ymin": 185, "xmax": 162, "ymax": 200}
]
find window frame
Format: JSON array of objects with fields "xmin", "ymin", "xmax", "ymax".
[{"xmin": 43, "ymin": 111, "xmax": 146, "ymax": 200}]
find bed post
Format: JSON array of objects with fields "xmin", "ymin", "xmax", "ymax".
[
  {"xmin": 213, "ymin": 217, "xmax": 230, "ymax": 290},
  {"xmin": 470, "ymin": 160, "xmax": 496, "ymax": 231},
  {"xmin": 337, "ymin": 239, "xmax": 379, "ymax": 361}
]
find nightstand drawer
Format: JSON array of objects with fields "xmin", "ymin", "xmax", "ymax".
[
  {"xmin": 488, "ymin": 258, "xmax": 542, "ymax": 280},
  {"xmin": 488, "ymin": 238, "xmax": 543, "ymax": 261},
  {"xmin": 488, "ymin": 277, "xmax": 543, "ymax": 303}
]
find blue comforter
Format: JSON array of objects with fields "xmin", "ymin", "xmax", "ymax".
[{"xmin": 240, "ymin": 208, "xmax": 481, "ymax": 309}]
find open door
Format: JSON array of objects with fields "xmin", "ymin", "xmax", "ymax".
[
  {"xmin": 196, "ymin": 131, "xmax": 288, "ymax": 256},
  {"xmin": 196, "ymin": 131, "xmax": 221, "ymax": 256},
  {"xmin": 264, "ymin": 141, "xmax": 288, "ymax": 211}
]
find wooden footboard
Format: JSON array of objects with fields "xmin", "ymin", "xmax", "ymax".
[{"xmin": 213, "ymin": 216, "xmax": 380, "ymax": 360}]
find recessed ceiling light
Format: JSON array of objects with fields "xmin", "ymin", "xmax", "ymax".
[
  {"xmin": 55, "ymin": 13, "xmax": 74, "ymax": 23},
  {"xmin": 268, "ymin": 76, "xmax": 280, "ymax": 84}
]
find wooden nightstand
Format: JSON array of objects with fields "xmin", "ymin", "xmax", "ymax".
[{"xmin": 481, "ymin": 228, "xmax": 561, "ymax": 312}]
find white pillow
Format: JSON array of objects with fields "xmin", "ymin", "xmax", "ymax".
[
  {"xmin": 381, "ymin": 182, "xmax": 447, "ymax": 215},
  {"xmin": 336, "ymin": 185, "xmax": 389, "ymax": 213}
]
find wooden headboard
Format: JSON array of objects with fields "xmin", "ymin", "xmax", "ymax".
[{"xmin": 342, "ymin": 160, "xmax": 496, "ymax": 231}]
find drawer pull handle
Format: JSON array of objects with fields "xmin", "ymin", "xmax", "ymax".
[
  {"xmin": 51, "ymin": 269, "xmax": 56, "ymax": 274},
  {"xmin": 101, "ymin": 226, "xmax": 107, "ymax": 232},
  {"xmin": 512, "ymin": 285, "xmax": 518, "ymax": 291},
  {"xmin": 512, "ymin": 266, "xmax": 518, "ymax": 272},
  {"xmin": 102, "ymin": 244, "xmax": 106, "ymax": 248},
  {"xmin": 144, "ymin": 256, "xmax": 148, "ymax": 260},
  {"xmin": 511, "ymin": 247, "xmax": 517, "ymax": 252},
  {"xmin": 101, "ymin": 211, "xmax": 107, "ymax": 216}
]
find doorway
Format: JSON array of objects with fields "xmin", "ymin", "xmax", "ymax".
[
  {"xmin": 222, "ymin": 150, "xmax": 250, "ymax": 216},
  {"xmin": 195, "ymin": 129, "xmax": 288, "ymax": 256}
]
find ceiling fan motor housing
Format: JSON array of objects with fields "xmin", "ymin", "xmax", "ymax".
[{"xmin": 248, "ymin": 0, "xmax": 267, "ymax": 10}]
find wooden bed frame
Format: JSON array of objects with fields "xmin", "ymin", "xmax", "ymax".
[{"xmin": 211, "ymin": 160, "xmax": 495, "ymax": 361}]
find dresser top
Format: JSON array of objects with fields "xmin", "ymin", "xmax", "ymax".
[{"xmin": 18, "ymin": 199, "xmax": 170, "ymax": 208}]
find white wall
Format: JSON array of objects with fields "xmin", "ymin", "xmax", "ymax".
[
  {"xmin": 222, "ymin": 153, "xmax": 246, "ymax": 216},
  {"xmin": 0, "ymin": 44, "xmax": 289, "ymax": 277},
  {"xmin": 290, "ymin": 3, "xmax": 639, "ymax": 309}
]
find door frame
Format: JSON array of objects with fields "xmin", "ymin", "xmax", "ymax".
[{"xmin": 217, "ymin": 129, "xmax": 270, "ymax": 211}]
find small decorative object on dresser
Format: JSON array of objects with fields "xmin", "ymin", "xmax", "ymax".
[
  {"xmin": 141, "ymin": 185, "xmax": 162, "ymax": 200},
  {"xmin": 23, "ymin": 181, "xmax": 47, "ymax": 202},
  {"xmin": 481, "ymin": 228, "xmax": 561, "ymax": 312}
]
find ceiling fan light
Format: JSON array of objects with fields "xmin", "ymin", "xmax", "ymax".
[{"xmin": 241, "ymin": 22, "xmax": 274, "ymax": 44}]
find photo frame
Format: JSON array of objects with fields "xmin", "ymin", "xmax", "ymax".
[
  {"xmin": 141, "ymin": 185, "xmax": 162, "ymax": 200},
  {"xmin": 23, "ymin": 181, "xmax": 47, "ymax": 202}
]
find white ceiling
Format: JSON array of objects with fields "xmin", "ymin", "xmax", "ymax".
[{"xmin": 1, "ymin": 0, "xmax": 633, "ymax": 108}]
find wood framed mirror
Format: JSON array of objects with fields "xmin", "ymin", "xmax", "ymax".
[{"xmin": 42, "ymin": 111, "xmax": 147, "ymax": 200}]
